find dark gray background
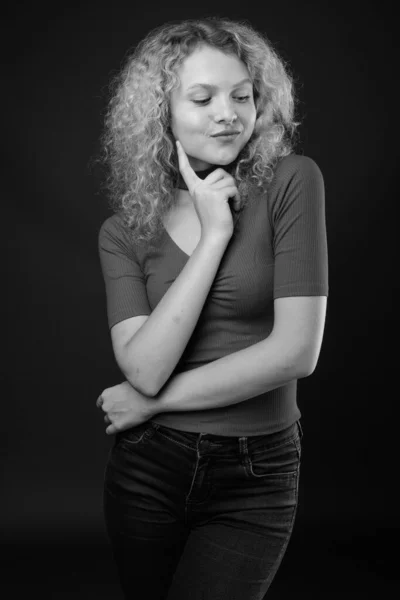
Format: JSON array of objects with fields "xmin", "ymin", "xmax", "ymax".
[{"xmin": 3, "ymin": 0, "xmax": 396, "ymax": 597}]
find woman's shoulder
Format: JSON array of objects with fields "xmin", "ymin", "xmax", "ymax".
[
  {"xmin": 98, "ymin": 211, "xmax": 132, "ymax": 248},
  {"xmin": 99, "ymin": 210, "xmax": 127, "ymax": 234},
  {"xmin": 264, "ymin": 153, "xmax": 325, "ymax": 220},
  {"xmin": 272, "ymin": 153, "xmax": 323, "ymax": 185}
]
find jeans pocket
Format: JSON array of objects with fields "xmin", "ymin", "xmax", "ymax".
[
  {"xmin": 245, "ymin": 430, "xmax": 301, "ymax": 481},
  {"xmin": 115, "ymin": 421, "xmax": 156, "ymax": 450}
]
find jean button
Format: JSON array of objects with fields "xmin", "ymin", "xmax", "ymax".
[{"xmin": 199, "ymin": 439, "xmax": 210, "ymax": 451}]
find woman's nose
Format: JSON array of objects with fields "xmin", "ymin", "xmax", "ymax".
[{"xmin": 213, "ymin": 100, "xmax": 237, "ymax": 123}]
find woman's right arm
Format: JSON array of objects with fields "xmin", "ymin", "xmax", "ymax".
[
  {"xmin": 111, "ymin": 140, "xmax": 240, "ymax": 397},
  {"xmin": 113, "ymin": 234, "xmax": 230, "ymax": 397}
]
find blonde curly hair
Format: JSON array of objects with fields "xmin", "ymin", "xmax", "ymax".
[{"xmin": 100, "ymin": 16, "xmax": 300, "ymax": 246}]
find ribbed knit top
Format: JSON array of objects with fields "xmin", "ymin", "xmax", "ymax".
[{"xmin": 98, "ymin": 154, "xmax": 329, "ymax": 436}]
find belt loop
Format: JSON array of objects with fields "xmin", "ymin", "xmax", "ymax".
[{"xmin": 238, "ymin": 436, "xmax": 248, "ymax": 456}]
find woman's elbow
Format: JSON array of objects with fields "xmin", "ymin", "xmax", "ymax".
[
  {"xmin": 296, "ymin": 347, "xmax": 321, "ymax": 379},
  {"xmin": 114, "ymin": 344, "xmax": 162, "ymax": 397},
  {"xmin": 123, "ymin": 368, "xmax": 159, "ymax": 398}
]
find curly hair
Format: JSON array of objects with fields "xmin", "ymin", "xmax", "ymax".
[{"xmin": 100, "ymin": 16, "xmax": 301, "ymax": 247}]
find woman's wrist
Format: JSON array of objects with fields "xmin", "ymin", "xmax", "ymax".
[
  {"xmin": 123, "ymin": 379, "xmax": 166, "ymax": 420},
  {"xmin": 147, "ymin": 377, "xmax": 178, "ymax": 415},
  {"xmin": 147, "ymin": 397, "xmax": 165, "ymax": 418}
]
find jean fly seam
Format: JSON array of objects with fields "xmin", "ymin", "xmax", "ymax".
[{"xmin": 184, "ymin": 450, "xmax": 201, "ymax": 525}]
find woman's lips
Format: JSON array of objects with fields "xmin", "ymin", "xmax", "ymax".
[{"xmin": 211, "ymin": 132, "xmax": 240, "ymax": 141}]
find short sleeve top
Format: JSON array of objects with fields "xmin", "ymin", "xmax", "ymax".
[{"xmin": 98, "ymin": 154, "xmax": 328, "ymax": 435}]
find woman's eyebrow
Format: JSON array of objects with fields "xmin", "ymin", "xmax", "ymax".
[{"xmin": 186, "ymin": 78, "xmax": 252, "ymax": 91}]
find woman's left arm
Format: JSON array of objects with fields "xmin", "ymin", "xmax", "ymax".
[{"xmin": 152, "ymin": 295, "xmax": 327, "ymax": 413}]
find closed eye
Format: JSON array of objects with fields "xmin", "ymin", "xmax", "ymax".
[{"xmin": 193, "ymin": 96, "xmax": 251, "ymax": 105}]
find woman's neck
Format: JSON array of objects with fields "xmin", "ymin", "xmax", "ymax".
[
  {"xmin": 174, "ymin": 188, "xmax": 194, "ymax": 208},
  {"xmin": 175, "ymin": 164, "xmax": 219, "ymax": 191}
]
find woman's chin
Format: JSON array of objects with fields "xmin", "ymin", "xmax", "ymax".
[
  {"xmin": 189, "ymin": 148, "xmax": 240, "ymax": 170},
  {"xmin": 204, "ymin": 149, "xmax": 239, "ymax": 166},
  {"xmin": 215, "ymin": 155, "xmax": 237, "ymax": 165}
]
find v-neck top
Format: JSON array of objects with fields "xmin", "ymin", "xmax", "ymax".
[
  {"xmin": 164, "ymin": 227, "xmax": 193, "ymax": 258},
  {"xmin": 98, "ymin": 153, "xmax": 328, "ymax": 436}
]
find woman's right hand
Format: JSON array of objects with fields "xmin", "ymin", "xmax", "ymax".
[{"xmin": 176, "ymin": 140, "xmax": 240, "ymax": 240}]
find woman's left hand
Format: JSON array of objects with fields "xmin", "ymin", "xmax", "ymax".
[{"xmin": 96, "ymin": 381, "xmax": 157, "ymax": 435}]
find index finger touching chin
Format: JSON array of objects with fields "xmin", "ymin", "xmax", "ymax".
[{"xmin": 175, "ymin": 141, "xmax": 198, "ymax": 191}]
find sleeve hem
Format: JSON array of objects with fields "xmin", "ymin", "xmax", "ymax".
[
  {"xmin": 108, "ymin": 312, "xmax": 152, "ymax": 330},
  {"xmin": 274, "ymin": 284, "xmax": 328, "ymax": 298}
]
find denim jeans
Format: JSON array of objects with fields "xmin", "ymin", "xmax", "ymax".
[{"xmin": 103, "ymin": 419, "xmax": 303, "ymax": 600}]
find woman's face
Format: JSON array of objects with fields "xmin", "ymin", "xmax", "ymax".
[{"xmin": 170, "ymin": 45, "xmax": 257, "ymax": 171}]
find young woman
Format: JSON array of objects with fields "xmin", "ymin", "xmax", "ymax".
[{"xmin": 96, "ymin": 17, "xmax": 328, "ymax": 600}]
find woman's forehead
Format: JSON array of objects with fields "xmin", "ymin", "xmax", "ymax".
[{"xmin": 177, "ymin": 46, "xmax": 250, "ymax": 89}]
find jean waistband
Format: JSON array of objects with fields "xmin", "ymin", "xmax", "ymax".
[{"xmin": 149, "ymin": 419, "xmax": 302, "ymax": 452}]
